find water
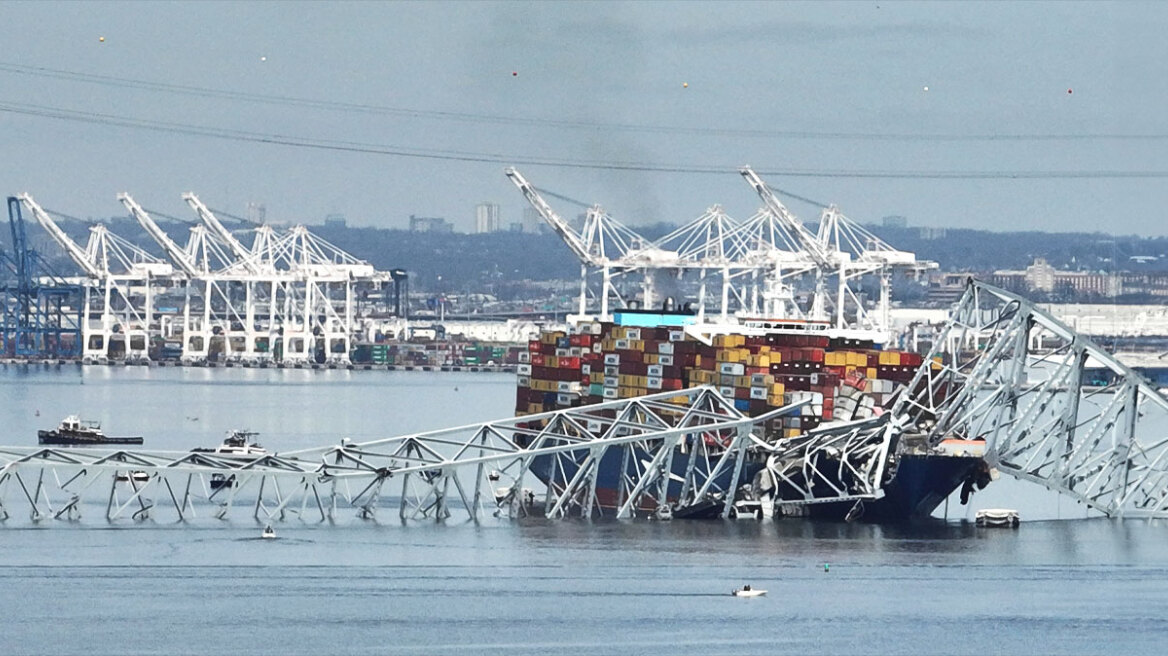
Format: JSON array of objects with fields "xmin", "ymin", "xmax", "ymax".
[{"xmin": 2, "ymin": 364, "xmax": 1167, "ymax": 655}]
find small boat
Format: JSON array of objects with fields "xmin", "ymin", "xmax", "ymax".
[
  {"xmin": 732, "ymin": 586, "xmax": 767, "ymax": 598},
  {"xmin": 38, "ymin": 416, "xmax": 144, "ymax": 446},
  {"xmin": 192, "ymin": 430, "xmax": 268, "ymax": 458},
  {"xmin": 114, "ymin": 471, "xmax": 149, "ymax": 483},
  {"xmin": 976, "ymin": 508, "xmax": 1020, "ymax": 528},
  {"xmin": 261, "ymin": 525, "xmax": 276, "ymax": 539},
  {"xmin": 209, "ymin": 473, "xmax": 237, "ymax": 490}
]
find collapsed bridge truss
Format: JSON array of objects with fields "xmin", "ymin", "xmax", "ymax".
[
  {"xmin": 0, "ymin": 387, "xmax": 843, "ymax": 525},
  {"xmin": 896, "ymin": 280, "xmax": 1168, "ymax": 518}
]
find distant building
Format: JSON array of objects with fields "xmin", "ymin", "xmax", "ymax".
[
  {"xmin": 925, "ymin": 272, "xmax": 970, "ymax": 305},
  {"xmin": 508, "ymin": 222, "xmax": 523, "ymax": 232},
  {"xmin": 409, "ymin": 214, "xmax": 454, "ymax": 233},
  {"xmin": 919, "ymin": 227, "xmax": 947, "ymax": 240},
  {"xmin": 992, "ymin": 258, "xmax": 1120, "ymax": 298},
  {"xmin": 882, "ymin": 215, "xmax": 908, "ymax": 228},
  {"xmin": 246, "ymin": 202, "xmax": 267, "ymax": 225},
  {"xmin": 522, "ymin": 207, "xmax": 542, "ymax": 234},
  {"xmin": 1120, "ymin": 272, "xmax": 1168, "ymax": 297},
  {"xmin": 324, "ymin": 213, "xmax": 347, "ymax": 228},
  {"xmin": 475, "ymin": 203, "xmax": 501, "ymax": 234}
]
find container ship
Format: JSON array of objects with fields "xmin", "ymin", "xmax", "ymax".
[{"xmin": 513, "ymin": 311, "xmax": 984, "ymax": 522}]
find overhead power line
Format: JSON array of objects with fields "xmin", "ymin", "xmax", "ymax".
[
  {"xmin": 3, "ymin": 100, "xmax": 1168, "ymax": 181},
  {"xmin": 0, "ymin": 60, "xmax": 1164, "ymax": 142}
]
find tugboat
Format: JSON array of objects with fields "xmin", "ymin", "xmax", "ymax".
[
  {"xmin": 192, "ymin": 430, "xmax": 268, "ymax": 458},
  {"xmin": 38, "ymin": 416, "xmax": 144, "ymax": 446}
]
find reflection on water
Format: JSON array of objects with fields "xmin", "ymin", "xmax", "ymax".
[{"xmin": 4, "ymin": 366, "xmax": 1168, "ymax": 654}]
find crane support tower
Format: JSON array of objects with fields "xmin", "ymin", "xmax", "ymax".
[{"xmin": 0, "ymin": 197, "xmax": 83, "ymax": 358}]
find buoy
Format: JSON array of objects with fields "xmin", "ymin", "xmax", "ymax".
[
  {"xmin": 922, "ymin": 86, "xmax": 929, "ymax": 92},
  {"xmin": 260, "ymin": 56, "xmax": 267, "ymax": 62},
  {"xmin": 682, "ymin": 82, "xmax": 688, "ymax": 88},
  {"xmin": 512, "ymin": 71, "xmax": 518, "ymax": 77},
  {"xmin": 1067, "ymin": 88, "xmax": 1073, "ymax": 94},
  {"xmin": 99, "ymin": 36, "xmax": 105, "ymax": 43},
  {"xmin": 824, "ymin": 563, "xmax": 830, "ymax": 572}
]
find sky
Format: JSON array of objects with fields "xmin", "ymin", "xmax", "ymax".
[{"xmin": 1, "ymin": 1, "xmax": 1167, "ymax": 235}]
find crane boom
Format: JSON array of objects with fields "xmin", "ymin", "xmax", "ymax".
[
  {"xmin": 119, "ymin": 193, "xmax": 201, "ymax": 276},
  {"xmin": 17, "ymin": 193, "xmax": 102, "ymax": 278},
  {"xmin": 504, "ymin": 167, "xmax": 596, "ymax": 265},
  {"xmin": 182, "ymin": 193, "xmax": 258, "ymax": 272},
  {"xmin": 739, "ymin": 166, "xmax": 832, "ymax": 269}
]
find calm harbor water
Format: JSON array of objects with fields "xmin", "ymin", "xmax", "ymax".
[{"xmin": 1, "ymin": 364, "xmax": 1166, "ymax": 655}]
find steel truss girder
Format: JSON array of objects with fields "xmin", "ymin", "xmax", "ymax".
[
  {"xmin": 895, "ymin": 280, "xmax": 1168, "ymax": 518},
  {"xmin": 0, "ymin": 388, "xmax": 811, "ymax": 526}
]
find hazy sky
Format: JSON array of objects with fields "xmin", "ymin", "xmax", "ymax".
[{"xmin": 2, "ymin": 1, "xmax": 1167, "ymax": 235}]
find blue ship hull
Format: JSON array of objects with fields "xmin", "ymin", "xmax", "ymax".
[{"xmin": 529, "ymin": 448, "xmax": 979, "ymax": 522}]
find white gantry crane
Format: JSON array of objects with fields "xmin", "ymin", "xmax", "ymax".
[
  {"xmin": 19, "ymin": 193, "xmax": 173, "ymax": 362},
  {"xmin": 739, "ymin": 166, "xmax": 935, "ymax": 339},
  {"xmin": 507, "ymin": 166, "xmax": 928, "ymax": 338},
  {"xmin": 19, "ymin": 191, "xmax": 386, "ymax": 365}
]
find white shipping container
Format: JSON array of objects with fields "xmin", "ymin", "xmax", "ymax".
[
  {"xmin": 668, "ymin": 330, "xmax": 684, "ymax": 342},
  {"xmin": 658, "ymin": 355, "xmax": 674, "ymax": 366},
  {"xmin": 555, "ymin": 348, "xmax": 570, "ymax": 357},
  {"xmin": 658, "ymin": 342, "xmax": 675, "ymax": 355},
  {"xmin": 602, "ymin": 388, "xmax": 619, "ymax": 399},
  {"xmin": 625, "ymin": 328, "xmax": 641, "ymax": 340},
  {"xmin": 581, "ymin": 364, "xmax": 591, "ymax": 375},
  {"xmin": 749, "ymin": 387, "xmax": 768, "ymax": 400},
  {"xmin": 615, "ymin": 339, "xmax": 630, "ymax": 349},
  {"xmin": 604, "ymin": 376, "xmax": 620, "ymax": 387},
  {"xmin": 517, "ymin": 363, "xmax": 532, "ymax": 375},
  {"xmin": 647, "ymin": 377, "xmax": 663, "ymax": 389},
  {"xmin": 646, "ymin": 364, "xmax": 663, "ymax": 377},
  {"xmin": 604, "ymin": 365, "xmax": 620, "ymax": 376},
  {"xmin": 517, "ymin": 375, "xmax": 530, "ymax": 387},
  {"xmin": 719, "ymin": 386, "xmax": 736, "ymax": 398},
  {"xmin": 604, "ymin": 354, "xmax": 620, "ymax": 365},
  {"xmin": 718, "ymin": 362, "xmax": 745, "ymax": 376},
  {"xmin": 518, "ymin": 352, "xmax": 531, "ymax": 364}
]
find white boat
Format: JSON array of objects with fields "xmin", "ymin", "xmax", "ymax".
[
  {"xmin": 975, "ymin": 508, "xmax": 1020, "ymax": 528},
  {"xmin": 261, "ymin": 525, "xmax": 276, "ymax": 539},
  {"xmin": 732, "ymin": 587, "xmax": 767, "ymax": 597},
  {"xmin": 193, "ymin": 430, "xmax": 268, "ymax": 458},
  {"xmin": 114, "ymin": 470, "xmax": 149, "ymax": 483}
]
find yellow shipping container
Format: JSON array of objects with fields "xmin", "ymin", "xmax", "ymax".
[
  {"xmin": 867, "ymin": 367, "xmax": 878, "ymax": 379},
  {"xmin": 784, "ymin": 428, "xmax": 802, "ymax": 438},
  {"xmin": 770, "ymin": 383, "xmax": 786, "ymax": 397},
  {"xmin": 735, "ymin": 375, "xmax": 752, "ymax": 388},
  {"xmin": 643, "ymin": 353, "xmax": 659, "ymax": 364}
]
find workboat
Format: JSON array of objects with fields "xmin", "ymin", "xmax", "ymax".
[
  {"xmin": 975, "ymin": 508, "xmax": 1020, "ymax": 528},
  {"xmin": 192, "ymin": 430, "xmax": 268, "ymax": 458},
  {"xmin": 732, "ymin": 586, "xmax": 766, "ymax": 597},
  {"xmin": 515, "ymin": 312, "xmax": 986, "ymax": 522},
  {"xmin": 114, "ymin": 471, "xmax": 149, "ymax": 483},
  {"xmin": 38, "ymin": 416, "xmax": 144, "ymax": 446},
  {"xmin": 261, "ymin": 525, "xmax": 276, "ymax": 539},
  {"xmin": 209, "ymin": 473, "xmax": 237, "ymax": 490}
]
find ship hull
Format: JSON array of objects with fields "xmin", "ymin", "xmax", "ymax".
[
  {"xmin": 529, "ymin": 448, "xmax": 979, "ymax": 522},
  {"xmin": 37, "ymin": 430, "xmax": 144, "ymax": 446}
]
